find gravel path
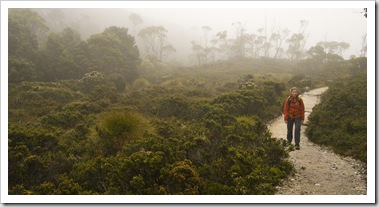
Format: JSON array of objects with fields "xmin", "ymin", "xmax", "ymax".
[{"xmin": 268, "ymin": 87, "xmax": 367, "ymax": 195}]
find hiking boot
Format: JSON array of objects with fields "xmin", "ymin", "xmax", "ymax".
[{"xmin": 295, "ymin": 145, "xmax": 300, "ymax": 150}]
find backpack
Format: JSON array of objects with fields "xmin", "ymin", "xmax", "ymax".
[{"xmin": 286, "ymin": 96, "xmax": 303, "ymax": 111}]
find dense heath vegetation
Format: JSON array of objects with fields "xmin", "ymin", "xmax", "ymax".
[
  {"xmin": 306, "ymin": 74, "xmax": 367, "ymax": 163},
  {"xmin": 8, "ymin": 9, "xmax": 367, "ymax": 195}
]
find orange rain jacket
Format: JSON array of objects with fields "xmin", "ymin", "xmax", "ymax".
[{"xmin": 283, "ymin": 96, "xmax": 305, "ymax": 121}]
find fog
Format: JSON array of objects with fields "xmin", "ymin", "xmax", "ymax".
[
  {"xmin": 28, "ymin": 4, "xmax": 368, "ymax": 66},
  {"xmin": 129, "ymin": 8, "xmax": 367, "ymax": 62},
  {"xmin": 39, "ymin": 8, "xmax": 367, "ymax": 64}
]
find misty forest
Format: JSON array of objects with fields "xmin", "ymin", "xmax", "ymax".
[{"xmin": 8, "ymin": 8, "xmax": 367, "ymax": 195}]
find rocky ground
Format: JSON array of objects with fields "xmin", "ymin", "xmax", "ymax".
[{"xmin": 268, "ymin": 87, "xmax": 367, "ymax": 195}]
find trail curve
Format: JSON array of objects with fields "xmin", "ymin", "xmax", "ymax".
[{"xmin": 268, "ymin": 87, "xmax": 366, "ymax": 195}]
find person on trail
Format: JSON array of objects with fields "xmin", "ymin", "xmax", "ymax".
[{"xmin": 283, "ymin": 87, "xmax": 305, "ymax": 150}]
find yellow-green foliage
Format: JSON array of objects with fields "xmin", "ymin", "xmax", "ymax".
[
  {"xmin": 160, "ymin": 77, "xmax": 189, "ymax": 88},
  {"xmin": 236, "ymin": 116, "xmax": 257, "ymax": 126},
  {"xmin": 161, "ymin": 159, "xmax": 201, "ymax": 195},
  {"xmin": 132, "ymin": 78, "xmax": 150, "ymax": 89},
  {"xmin": 97, "ymin": 111, "xmax": 151, "ymax": 140},
  {"xmin": 139, "ymin": 59, "xmax": 154, "ymax": 71},
  {"xmin": 96, "ymin": 111, "xmax": 152, "ymax": 156}
]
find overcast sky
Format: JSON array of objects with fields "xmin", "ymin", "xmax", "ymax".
[{"xmin": 129, "ymin": 7, "xmax": 367, "ymax": 59}]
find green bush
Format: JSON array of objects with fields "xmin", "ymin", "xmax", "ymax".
[
  {"xmin": 306, "ymin": 74, "xmax": 367, "ymax": 163},
  {"xmin": 95, "ymin": 111, "xmax": 151, "ymax": 156},
  {"xmin": 132, "ymin": 78, "xmax": 150, "ymax": 89},
  {"xmin": 160, "ymin": 77, "xmax": 189, "ymax": 88},
  {"xmin": 8, "ymin": 56, "xmax": 37, "ymax": 83},
  {"xmin": 108, "ymin": 73, "xmax": 126, "ymax": 92}
]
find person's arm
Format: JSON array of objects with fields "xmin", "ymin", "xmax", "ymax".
[
  {"xmin": 301, "ymin": 99, "xmax": 305, "ymax": 123},
  {"xmin": 283, "ymin": 98, "xmax": 289, "ymax": 123}
]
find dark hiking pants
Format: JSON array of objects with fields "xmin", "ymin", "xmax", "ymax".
[{"xmin": 287, "ymin": 118, "xmax": 302, "ymax": 146}]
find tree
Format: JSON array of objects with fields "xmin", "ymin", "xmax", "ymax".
[
  {"xmin": 8, "ymin": 9, "xmax": 49, "ymax": 82},
  {"xmin": 209, "ymin": 38, "xmax": 219, "ymax": 62},
  {"xmin": 286, "ymin": 20, "xmax": 309, "ymax": 62},
  {"xmin": 138, "ymin": 26, "xmax": 174, "ymax": 62},
  {"xmin": 191, "ymin": 42, "xmax": 204, "ymax": 66},
  {"xmin": 8, "ymin": 9, "xmax": 49, "ymax": 59},
  {"xmin": 359, "ymin": 34, "xmax": 367, "ymax": 57},
  {"xmin": 201, "ymin": 26, "xmax": 212, "ymax": 63},
  {"xmin": 253, "ymin": 32, "xmax": 265, "ymax": 58},
  {"xmin": 201, "ymin": 26, "xmax": 212, "ymax": 48},
  {"xmin": 271, "ymin": 28, "xmax": 290, "ymax": 61},
  {"xmin": 37, "ymin": 27, "xmax": 88, "ymax": 81},
  {"xmin": 161, "ymin": 44, "xmax": 176, "ymax": 61},
  {"xmin": 259, "ymin": 17, "xmax": 272, "ymax": 58},
  {"xmin": 129, "ymin": 13, "xmax": 143, "ymax": 36},
  {"xmin": 256, "ymin": 27, "xmax": 271, "ymax": 58},
  {"xmin": 307, "ymin": 45, "xmax": 326, "ymax": 61},
  {"xmin": 231, "ymin": 22, "xmax": 248, "ymax": 57},
  {"xmin": 34, "ymin": 8, "xmax": 67, "ymax": 33},
  {"xmin": 87, "ymin": 26, "xmax": 140, "ymax": 75},
  {"xmin": 103, "ymin": 26, "xmax": 141, "ymax": 67},
  {"xmin": 337, "ymin": 42, "xmax": 350, "ymax": 57},
  {"xmin": 316, "ymin": 41, "xmax": 350, "ymax": 59},
  {"xmin": 215, "ymin": 30, "xmax": 229, "ymax": 60}
]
